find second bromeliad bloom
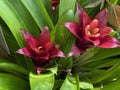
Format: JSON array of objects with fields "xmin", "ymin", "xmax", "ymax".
[{"xmin": 64, "ymin": 3, "xmax": 120, "ymax": 56}]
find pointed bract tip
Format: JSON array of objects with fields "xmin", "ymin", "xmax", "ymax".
[
  {"xmin": 58, "ymin": 51, "xmax": 66, "ymax": 58},
  {"xmin": 21, "ymin": 29, "xmax": 26, "ymax": 34},
  {"xmin": 64, "ymin": 23, "xmax": 71, "ymax": 28},
  {"xmin": 21, "ymin": 30, "xmax": 29, "ymax": 38},
  {"xmin": 77, "ymin": 3, "xmax": 83, "ymax": 12},
  {"xmin": 44, "ymin": 26, "xmax": 49, "ymax": 30},
  {"xmin": 42, "ymin": 26, "xmax": 50, "ymax": 34},
  {"xmin": 101, "ymin": 8, "xmax": 108, "ymax": 16},
  {"xmin": 16, "ymin": 49, "xmax": 24, "ymax": 55}
]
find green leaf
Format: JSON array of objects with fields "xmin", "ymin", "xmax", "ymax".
[
  {"xmin": 0, "ymin": 23, "xmax": 35, "ymax": 72},
  {"xmin": 8, "ymin": 0, "xmax": 40, "ymax": 37},
  {"xmin": 0, "ymin": 0, "xmax": 26, "ymax": 47},
  {"xmin": 80, "ymin": 81, "xmax": 93, "ymax": 89},
  {"xmin": 51, "ymin": 9, "xmax": 75, "ymax": 42},
  {"xmin": 21, "ymin": 0, "xmax": 54, "ymax": 30},
  {"xmin": 110, "ymin": 0, "xmax": 119, "ymax": 4},
  {"xmin": 53, "ymin": 80, "xmax": 64, "ymax": 90},
  {"xmin": 0, "ymin": 73, "xmax": 29, "ymax": 90},
  {"xmin": 51, "ymin": 9, "xmax": 75, "ymax": 55},
  {"xmin": 51, "ymin": 9, "xmax": 75, "ymax": 69},
  {"xmin": 94, "ymin": 87, "xmax": 101, "ymax": 90},
  {"xmin": 59, "ymin": 0, "xmax": 76, "ymax": 18},
  {"xmin": 82, "ymin": 48, "xmax": 120, "ymax": 64},
  {"xmin": 85, "ymin": 58, "xmax": 120, "ymax": 69},
  {"xmin": 30, "ymin": 73, "xmax": 54, "ymax": 90},
  {"xmin": 0, "ymin": 1, "xmax": 35, "ymax": 72},
  {"xmin": 89, "ymin": 69, "xmax": 106, "ymax": 80},
  {"xmin": 101, "ymin": 78, "xmax": 120, "ymax": 90},
  {"xmin": 57, "ymin": 9, "xmax": 75, "ymax": 54},
  {"xmin": 73, "ymin": 47, "xmax": 100, "ymax": 73},
  {"xmin": 51, "ymin": 10, "xmax": 75, "ymax": 54},
  {"xmin": 0, "ymin": 57, "xmax": 10, "ymax": 62},
  {"xmin": 45, "ymin": 65, "xmax": 58, "ymax": 74},
  {"xmin": 0, "ymin": 22, "xmax": 19, "ymax": 53},
  {"xmin": 41, "ymin": 0, "xmax": 52, "ymax": 18},
  {"xmin": 85, "ymin": 0, "xmax": 103, "ymax": 8},
  {"xmin": 60, "ymin": 74, "xmax": 80, "ymax": 90},
  {"xmin": 0, "ymin": 59, "xmax": 29, "ymax": 76},
  {"xmin": 77, "ymin": 0, "xmax": 92, "ymax": 7},
  {"xmin": 91, "ymin": 62, "xmax": 120, "ymax": 84},
  {"xmin": 74, "ymin": 47, "xmax": 100, "ymax": 68}
]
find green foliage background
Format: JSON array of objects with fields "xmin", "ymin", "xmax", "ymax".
[{"xmin": 0, "ymin": 0, "xmax": 120, "ymax": 90}]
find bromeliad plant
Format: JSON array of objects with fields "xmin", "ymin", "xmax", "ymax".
[
  {"xmin": 16, "ymin": 26, "xmax": 65, "ymax": 74},
  {"xmin": 64, "ymin": 4, "xmax": 120, "ymax": 56},
  {"xmin": 1, "ymin": 0, "xmax": 120, "ymax": 90}
]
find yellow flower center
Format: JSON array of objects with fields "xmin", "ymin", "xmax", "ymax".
[{"xmin": 85, "ymin": 19, "xmax": 100, "ymax": 37}]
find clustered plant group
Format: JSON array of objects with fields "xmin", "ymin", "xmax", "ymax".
[{"xmin": 0, "ymin": 0, "xmax": 120, "ymax": 90}]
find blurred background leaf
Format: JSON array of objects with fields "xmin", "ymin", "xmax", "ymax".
[
  {"xmin": 108, "ymin": 4, "xmax": 120, "ymax": 28},
  {"xmin": 85, "ymin": 0, "xmax": 104, "ymax": 9},
  {"xmin": 0, "ymin": 73, "xmax": 29, "ymax": 90}
]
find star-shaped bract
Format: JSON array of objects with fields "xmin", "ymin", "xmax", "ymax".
[{"xmin": 16, "ymin": 26, "xmax": 64, "ymax": 73}]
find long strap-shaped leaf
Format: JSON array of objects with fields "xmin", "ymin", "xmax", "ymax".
[
  {"xmin": 0, "ymin": 73, "xmax": 29, "ymax": 90},
  {"xmin": 0, "ymin": 62, "xmax": 29, "ymax": 75},
  {"xmin": 21, "ymin": 0, "xmax": 54, "ymax": 31},
  {"xmin": 51, "ymin": 10, "xmax": 75, "ymax": 69},
  {"xmin": 0, "ymin": 0, "xmax": 35, "ymax": 72},
  {"xmin": 0, "ymin": 0, "xmax": 26, "ymax": 47},
  {"xmin": 8, "ymin": 0, "xmax": 40, "ymax": 37},
  {"xmin": 59, "ymin": 0, "xmax": 76, "ymax": 18}
]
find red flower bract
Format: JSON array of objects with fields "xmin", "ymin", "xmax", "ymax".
[
  {"xmin": 64, "ymin": 4, "xmax": 120, "ymax": 56},
  {"xmin": 16, "ymin": 26, "xmax": 64, "ymax": 74},
  {"xmin": 51, "ymin": 0, "xmax": 60, "ymax": 11}
]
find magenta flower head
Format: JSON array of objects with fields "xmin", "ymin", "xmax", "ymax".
[
  {"xmin": 16, "ymin": 26, "xmax": 65, "ymax": 74},
  {"xmin": 64, "ymin": 3, "xmax": 120, "ymax": 56}
]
